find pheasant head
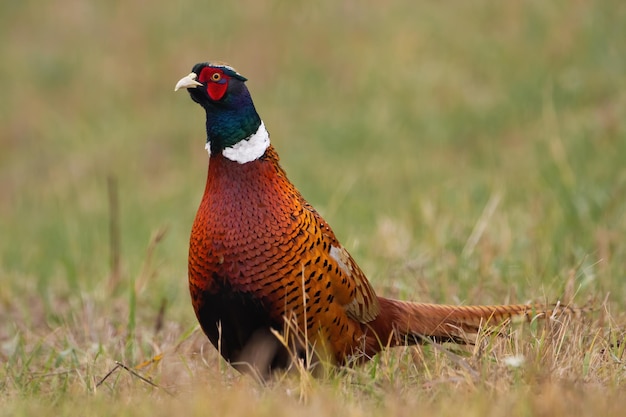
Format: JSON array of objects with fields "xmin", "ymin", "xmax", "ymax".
[{"xmin": 175, "ymin": 62, "xmax": 269, "ymax": 163}]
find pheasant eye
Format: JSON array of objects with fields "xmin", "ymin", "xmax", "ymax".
[{"xmin": 211, "ymin": 72, "xmax": 222, "ymax": 82}]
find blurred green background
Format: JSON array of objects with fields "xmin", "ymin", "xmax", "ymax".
[{"xmin": 1, "ymin": 0, "xmax": 625, "ymax": 341}]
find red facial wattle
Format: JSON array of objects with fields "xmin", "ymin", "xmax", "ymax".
[
  {"xmin": 198, "ymin": 67, "xmax": 229, "ymax": 101},
  {"xmin": 207, "ymin": 81, "xmax": 227, "ymax": 101}
]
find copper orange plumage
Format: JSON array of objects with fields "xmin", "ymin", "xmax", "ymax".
[{"xmin": 175, "ymin": 63, "xmax": 577, "ymax": 379}]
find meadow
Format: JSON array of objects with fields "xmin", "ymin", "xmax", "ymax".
[{"xmin": 1, "ymin": 0, "xmax": 625, "ymax": 415}]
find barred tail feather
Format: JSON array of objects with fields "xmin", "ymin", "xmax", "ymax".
[{"xmin": 364, "ymin": 297, "xmax": 583, "ymax": 355}]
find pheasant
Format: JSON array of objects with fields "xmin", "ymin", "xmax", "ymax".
[{"xmin": 175, "ymin": 62, "xmax": 574, "ymax": 378}]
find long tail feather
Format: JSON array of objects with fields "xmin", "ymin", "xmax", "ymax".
[{"xmin": 365, "ymin": 297, "xmax": 585, "ymax": 354}]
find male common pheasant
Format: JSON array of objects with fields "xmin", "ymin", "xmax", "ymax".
[{"xmin": 175, "ymin": 62, "xmax": 572, "ymax": 378}]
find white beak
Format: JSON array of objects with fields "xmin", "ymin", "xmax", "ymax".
[{"xmin": 174, "ymin": 72, "xmax": 203, "ymax": 91}]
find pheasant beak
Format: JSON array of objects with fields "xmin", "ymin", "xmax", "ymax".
[{"xmin": 175, "ymin": 72, "xmax": 203, "ymax": 91}]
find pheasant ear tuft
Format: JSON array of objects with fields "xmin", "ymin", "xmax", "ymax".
[{"xmin": 219, "ymin": 65, "xmax": 247, "ymax": 82}]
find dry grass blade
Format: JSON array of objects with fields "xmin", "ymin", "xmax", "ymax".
[{"xmin": 96, "ymin": 361, "xmax": 174, "ymax": 396}]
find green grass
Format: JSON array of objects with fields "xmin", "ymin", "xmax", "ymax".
[{"xmin": 1, "ymin": 0, "xmax": 626, "ymax": 415}]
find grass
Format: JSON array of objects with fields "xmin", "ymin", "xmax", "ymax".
[{"xmin": 1, "ymin": 0, "xmax": 626, "ymax": 415}]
